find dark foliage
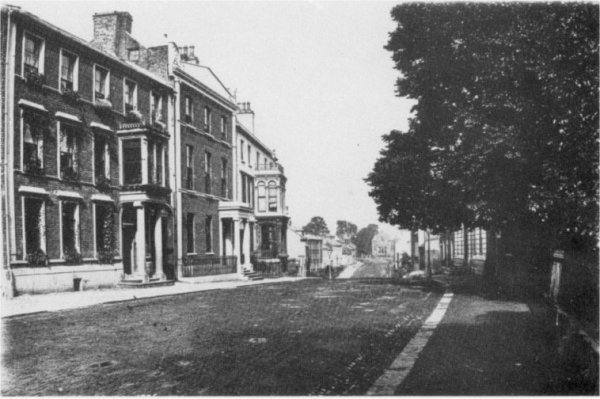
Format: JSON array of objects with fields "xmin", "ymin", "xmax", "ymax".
[
  {"xmin": 302, "ymin": 216, "xmax": 330, "ymax": 236},
  {"xmin": 367, "ymin": 3, "xmax": 599, "ymax": 253}
]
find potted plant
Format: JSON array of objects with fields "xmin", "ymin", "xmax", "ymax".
[
  {"xmin": 24, "ymin": 158, "xmax": 44, "ymax": 176},
  {"xmin": 27, "ymin": 248, "xmax": 48, "ymax": 267},
  {"xmin": 95, "ymin": 174, "xmax": 112, "ymax": 192},
  {"xmin": 94, "ymin": 97, "xmax": 113, "ymax": 112},
  {"xmin": 63, "ymin": 248, "xmax": 82, "ymax": 265},
  {"xmin": 25, "ymin": 69, "xmax": 45, "ymax": 89},
  {"xmin": 62, "ymin": 88, "xmax": 80, "ymax": 103},
  {"xmin": 126, "ymin": 109, "xmax": 143, "ymax": 122},
  {"xmin": 61, "ymin": 166, "xmax": 79, "ymax": 182},
  {"xmin": 98, "ymin": 249, "xmax": 116, "ymax": 264}
]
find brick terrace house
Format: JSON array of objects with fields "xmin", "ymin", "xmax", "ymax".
[
  {"xmin": 0, "ymin": 6, "xmax": 175, "ymax": 294},
  {"xmin": 96, "ymin": 12, "xmax": 240, "ymax": 281},
  {"xmin": 1, "ymin": 7, "xmax": 291, "ymax": 294},
  {"xmin": 170, "ymin": 51, "xmax": 238, "ymax": 280}
]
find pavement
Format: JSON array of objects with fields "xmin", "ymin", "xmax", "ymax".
[
  {"xmin": 1, "ymin": 276, "xmax": 308, "ymax": 318},
  {"xmin": 389, "ymin": 272, "xmax": 599, "ymax": 395}
]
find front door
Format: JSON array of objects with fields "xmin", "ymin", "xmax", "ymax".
[{"xmin": 121, "ymin": 206, "xmax": 137, "ymax": 275}]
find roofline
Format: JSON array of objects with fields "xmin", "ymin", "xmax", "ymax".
[
  {"xmin": 175, "ymin": 67, "xmax": 237, "ymax": 112},
  {"xmin": 8, "ymin": 7, "xmax": 173, "ymax": 91},
  {"xmin": 235, "ymin": 121, "xmax": 273, "ymax": 157},
  {"xmin": 184, "ymin": 62, "xmax": 234, "ymax": 99}
]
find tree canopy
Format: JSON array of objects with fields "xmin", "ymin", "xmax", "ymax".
[
  {"xmin": 336, "ymin": 220, "xmax": 358, "ymax": 243},
  {"xmin": 302, "ymin": 216, "xmax": 330, "ymax": 237},
  {"xmin": 355, "ymin": 224, "xmax": 379, "ymax": 256},
  {"xmin": 367, "ymin": 3, "xmax": 598, "ymax": 252}
]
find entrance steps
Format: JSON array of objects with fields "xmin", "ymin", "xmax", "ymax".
[{"xmin": 242, "ymin": 267, "xmax": 264, "ymax": 281}]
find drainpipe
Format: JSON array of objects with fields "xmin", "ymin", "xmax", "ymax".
[
  {"xmin": 3, "ymin": 6, "xmax": 18, "ymax": 297},
  {"xmin": 173, "ymin": 78, "xmax": 183, "ymax": 279}
]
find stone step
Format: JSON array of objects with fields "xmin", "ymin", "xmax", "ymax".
[{"xmin": 243, "ymin": 271, "xmax": 264, "ymax": 281}]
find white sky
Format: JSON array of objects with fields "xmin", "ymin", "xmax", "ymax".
[{"xmin": 12, "ymin": 0, "xmax": 415, "ymax": 237}]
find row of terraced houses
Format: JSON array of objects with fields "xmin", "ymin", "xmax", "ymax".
[{"xmin": 0, "ymin": 6, "xmax": 289, "ymax": 295}]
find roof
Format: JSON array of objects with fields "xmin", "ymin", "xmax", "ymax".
[
  {"xmin": 301, "ymin": 234, "xmax": 323, "ymax": 242},
  {"xmin": 236, "ymin": 120, "xmax": 274, "ymax": 157},
  {"xmin": 10, "ymin": 6, "xmax": 172, "ymax": 90},
  {"xmin": 178, "ymin": 62, "xmax": 235, "ymax": 105}
]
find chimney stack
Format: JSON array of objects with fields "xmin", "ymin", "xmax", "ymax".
[
  {"xmin": 236, "ymin": 101, "xmax": 255, "ymax": 134},
  {"xmin": 92, "ymin": 11, "xmax": 133, "ymax": 59}
]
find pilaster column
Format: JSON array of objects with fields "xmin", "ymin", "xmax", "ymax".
[
  {"xmin": 134, "ymin": 203, "xmax": 148, "ymax": 281},
  {"xmin": 141, "ymin": 138, "xmax": 148, "ymax": 184},
  {"xmin": 242, "ymin": 220, "xmax": 251, "ymax": 268},
  {"xmin": 232, "ymin": 218, "xmax": 241, "ymax": 273},
  {"xmin": 218, "ymin": 216, "xmax": 224, "ymax": 257},
  {"xmin": 154, "ymin": 215, "xmax": 165, "ymax": 280}
]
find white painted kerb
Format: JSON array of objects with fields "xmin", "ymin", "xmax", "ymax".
[{"xmin": 367, "ymin": 292, "xmax": 454, "ymax": 396}]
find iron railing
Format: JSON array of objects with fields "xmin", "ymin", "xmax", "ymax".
[
  {"xmin": 257, "ymin": 248, "xmax": 280, "ymax": 259},
  {"xmin": 182, "ymin": 255, "xmax": 237, "ymax": 277},
  {"xmin": 255, "ymin": 163, "xmax": 284, "ymax": 173}
]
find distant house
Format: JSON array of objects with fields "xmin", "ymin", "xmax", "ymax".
[
  {"xmin": 323, "ymin": 236, "xmax": 345, "ymax": 266},
  {"xmin": 372, "ymin": 231, "xmax": 395, "ymax": 258},
  {"xmin": 302, "ymin": 234, "xmax": 323, "ymax": 271},
  {"xmin": 441, "ymin": 227, "xmax": 489, "ymax": 275}
]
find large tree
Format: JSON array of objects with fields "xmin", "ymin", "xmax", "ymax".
[
  {"xmin": 355, "ymin": 224, "xmax": 379, "ymax": 256},
  {"xmin": 336, "ymin": 220, "xmax": 358, "ymax": 243},
  {"xmin": 302, "ymin": 216, "xmax": 330, "ymax": 237},
  {"xmin": 368, "ymin": 3, "xmax": 598, "ymax": 254}
]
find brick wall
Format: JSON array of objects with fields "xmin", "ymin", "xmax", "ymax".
[
  {"xmin": 181, "ymin": 194, "xmax": 220, "ymax": 256},
  {"xmin": 10, "ymin": 13, "xmax": 171, "ymax": 269},
  {"xmin": 179, "ymin": 84, "xmax": 233, "ymax": 144}
]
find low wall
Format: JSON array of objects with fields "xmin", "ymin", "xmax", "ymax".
[
  {"xmin": 11, "ymin": 263, "xmax": 124, "ymax": 295},
  {"xmin": 178, "ymin": 273, "xmax": 242, "ymax": 284}
]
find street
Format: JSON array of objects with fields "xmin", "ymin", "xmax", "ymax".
[
  {"xmin": 1, "ymin": 268, "xmax": 441, "ymax": 396},
  {"xmin": 2, "ymin": 260, "xmax": 597, "ymax": 396}
]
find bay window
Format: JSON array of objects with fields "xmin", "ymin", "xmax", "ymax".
[
  {"xmin": 268, "ymin": 181, "xmax": 277, "ymax": 212},
  {"xmin": 257, "ymin": 181, "xmax": 266, "ymax": 212},
  {"xmin": 122, "ymin": 139, "xmax": 142, "ymax": 184}
]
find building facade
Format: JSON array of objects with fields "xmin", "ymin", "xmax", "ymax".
[
  {"xmin": 1, "ymin": 7, "xmax": 175, "ymax": 294},
  {"xmin": 235, "ymin": 103, "xmax": 289, "ymax": 271},
  {"xmin": 441, "ymin": 227, "xmax": 490, "ymax": 274},
  {"xmin": 1, "ymin": 6, "xmax": 289, "ymax": 295}
]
